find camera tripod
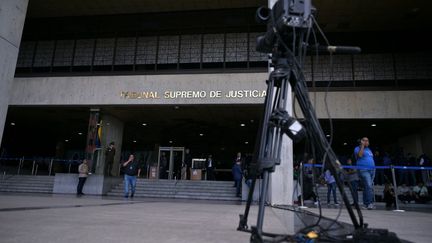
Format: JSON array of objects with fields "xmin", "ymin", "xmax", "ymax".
[{"xmin": 237, "ymin": 44, "xmax": 365, "ymax": 242}]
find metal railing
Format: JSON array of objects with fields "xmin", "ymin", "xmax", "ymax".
[
  {"xmin": 298, "ymin": 163, "xmax": 432, "ymax": 211},
  {"xmin": 0, "ymin": 157, "xmax": 81, "ymax": 177}
]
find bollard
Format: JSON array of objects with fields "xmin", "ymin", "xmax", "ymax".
[
  {"xmin": 35, "ymin": 164, "xmax": 39, "ymax": 175},
  {"xmin": 49, "ymin": 159, "xmax": 53, "ymax": 176},
  {"xmin": 391, "ymin": 166, "xmax": 405, "ymax": 212},
  {"xmin": 299, "ymin": 162, "xmax": 307, "ymax": 209}
]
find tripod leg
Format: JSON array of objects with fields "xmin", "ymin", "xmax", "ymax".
[
  {"xmin": 256, "ymin": 170, "xmax": 270, "ymax": 235},
  {"xmin": 238, "ymin": 177, "xmax": 258, "ymax": 231}
]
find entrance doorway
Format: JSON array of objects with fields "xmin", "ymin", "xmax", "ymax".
[{"xmin": 158, "ymin": 147, "xmax": 185, "ymax": 180}]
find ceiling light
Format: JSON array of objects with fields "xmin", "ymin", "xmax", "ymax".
[
  {"xmin": 326, "ymin": 134, "xmax": 331, "ymax": 137},
  {"xmin": 240, "ymin": 123, "xmax": 246, "ymax": 127},
  {"xmin": 250, "ymin": 119, "xmax": 254, "ymax": 123},
  {"xmin": 78, "ymin": 132, "xmax": 83, "ymax": 135},
  {"xmin": 106, "ymin": 123, "xmax": 110, "ymax": 126},
  {"xmin": 174, "ymin": 106, "xmax": 179, "ymax": 109},
  {"xmin": 65, "ymin": 139, "xmax": 69, "ymax": 142},
  {"xmin": 371, "ymin": 124, "xmax": 377, "ymax": 127},
  {"xmin": 343, "ymin": 142, "xmax": 348, "ymax": 146},
  {"xmin": 142, "ymin": 123, "xmax": 147, "ymax": 126},
  {"xmin": 245, "ymin": 141, "xmax": 249, "ymax": 144},
  {"xmin": 169, "ymin": 140, "xmax": 173, "ymax": 144},
  {"xmin": 199, "ymin": 133, "xmax": 204, "ymax": 136},
  {"xmin": 133, "ymin": 140, "xmax": 137, "ymax": 143},
  {"xmin": 10, "ymin": 122, "xmax": 15, "ymax": 126}
]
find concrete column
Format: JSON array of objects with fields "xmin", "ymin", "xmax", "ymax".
[
  {"xmin": 268, "ymin": 89, "xmax": 293, "ymax": 205},
  {"xmin": 95, "ymin": 114, "xmax": 124, "ymax": 176},
  {"xmin": 0, "ymin": 0, "xmax": 29, "ymax": 146},
  {"xmin": 267, "ymin": 0, "xmax": 293, "ymax": 206}
]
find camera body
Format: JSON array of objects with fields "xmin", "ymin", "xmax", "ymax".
[{"xmin": 256, "ymin": 0, "xmax": 315, "ymax": 53}]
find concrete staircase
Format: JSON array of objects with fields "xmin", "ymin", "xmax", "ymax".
[
  {"xmin": 0, "ymin": 175, "xmax": 54, "ymax": 193},
  {"xmin": 107, "ymin": 179, "xmax": 240, "ymax": 201}
]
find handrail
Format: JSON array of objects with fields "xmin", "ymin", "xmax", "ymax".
[
  {"xmin": 299, "ymin": 163, "xmax": 431, "ymax": 212},
  {"xmin": 303, "ymin": 164, "xmax": 432, "ymax": 170}
]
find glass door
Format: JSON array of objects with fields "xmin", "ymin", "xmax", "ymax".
[{"xmin": 158, "ymin": 147, "xmax": 185, "ymax": 180}]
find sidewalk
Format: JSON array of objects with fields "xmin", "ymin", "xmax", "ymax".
[{"xmin": 0, "ymin": 193, "xmax": 431, "ymax": 243}]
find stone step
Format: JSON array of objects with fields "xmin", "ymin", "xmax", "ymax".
[
  {"xmin": 0, "ymin": 188, "xmax": 53, "ymax": 193},
  {"xmin": 107, "ymin": 179, "xmax": 240, "ymax": 201},
  {"xmin": 0, "ymin": 176, "xmax": 55, "ymax": 194},
  {"xmin": 0, "ymin": 181, "xmax": 54, "ymax": 185},
  {"xmin": 133, "ymin": 181, "xmax": 234, "ymax": 187},
  {"xmin": 117, "ymin": 185, "xmax": 235, "ymax": 191},
  {"xmin": 106, "ymin": 192, "xmax": 239, "ymax": 201},
  {"xmin": 108, "ymin": 189, "xmax": 236, "ymax": 197},
  {"xmin": 110, "ymin": 185, "xmax": 236, "ymax": 192},
  {"xmin": 0, "ymin": 185, "xmax": 53, "ymax": 190},
  {"xmin": 1, "ymin": 176, "xmax": 55, "ymax": 181}
]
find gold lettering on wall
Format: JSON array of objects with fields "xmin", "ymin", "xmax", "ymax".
[{"xmin": 120, "ymin": 90, "xmax": 266, "ymax": 99}]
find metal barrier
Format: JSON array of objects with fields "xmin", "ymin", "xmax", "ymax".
[
  {"xmin": 300, "ymin": 163, "xmax": 432, "ymax": 211},
  {"xmin": 0, "ymin": 157, "xmax": 81, "ymax": 176}
]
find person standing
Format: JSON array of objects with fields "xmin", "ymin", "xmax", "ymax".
[
  {"xmin": 77, "ymin": 159, "xmax": 89, "ymax": 196},
  {"xmin": 355, "ymin": 137, "xmax": 376, "ymax": 210},
  {"xmin": 299, "ymin": 158, "xmax": 318, "ymax": 205},
  {"xmin": 105, "ymin": 142, "xmax": 116, "ymax": 176},
  {"xmin": 324, "ymin": 169, "xmax": 339, "ymax": 205},
  {"xmin": 159, "ymin": 152, "xmax": 168, "ymax": 179},
  {"xmin": 122, "ymin": 154, "xmax": 140, "ymax": 198},
  {"xmin": 345, "ymin": 158, "xmax": 359, "ymax": 205},
  {"xmin": 232, "ymin": 158, "xmax": 243, "ymax": 197},
  {"xmin": 206, "ymin": 154, "xmax": 215, "ymax": 180},
  {"xmin": 383, "ymin": 183, "xmax": 396, "ymax": 210},
  {"xmin": 235, "ymin": 152, "xmax": 243, "ymax": 164},
  {"xmin": 185, "ymin": 149, "xmax": 192, "ymax": 180}
]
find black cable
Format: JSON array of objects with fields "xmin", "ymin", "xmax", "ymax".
[
  {"xmin": 310, "ymin": 16, "xmax": 365, "ymax": 234},
  {"xmin": 279, "ymin": 33, "xmax": 364, "ymax": 234},
  {"xmin": 269, "ymin": 16, "xmax": 329, "ymax": 234}
]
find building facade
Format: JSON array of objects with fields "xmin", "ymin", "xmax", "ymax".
[{"xmin": 1, "ymin": 0, "xmax": 432, "ymax": 202}]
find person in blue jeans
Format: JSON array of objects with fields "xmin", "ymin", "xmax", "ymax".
[
  {"xmin": 122, "ymin": 154, "xmax": 140, "ymax": 198},
  {"xmin": 354, "ymin": 137, "xmax": 375, "ymax": 210},
  {"xmin": 324, "ymin": 169, "xmax": 339, "ymax": 205}
]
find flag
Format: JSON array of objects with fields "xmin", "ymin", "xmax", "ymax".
[{"xmin": 95, "ymin": 123, "xmax": 102, "ymax": 149}]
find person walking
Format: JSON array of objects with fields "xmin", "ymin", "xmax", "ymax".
[
  {"xmin": 122, "ymin": 154, "xmax": 140, "ymax": 198},
  {"xmin": 355, "ymin": 137, "xmax": 376, "ymax": 210},
  {"xmin": 77, "ymin": 159, "xmax": 89, "ymax": 196}
]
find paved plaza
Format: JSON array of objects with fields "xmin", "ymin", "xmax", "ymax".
[{"xmin": 0, "ymin": 194, "xmax": 431, "ymax": 243}]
